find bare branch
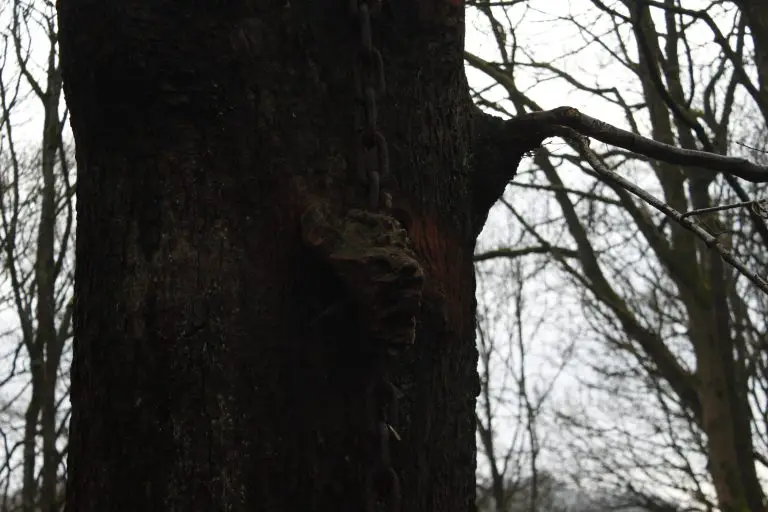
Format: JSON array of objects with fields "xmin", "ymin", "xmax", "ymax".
[
  {"xmin": 679, "ymin": 199, "xmax": 765, "ymax": 220},
  {"xmin": 521, "ymin": 106, "xmax": 768, "ymax": 183},
  {"xmin": 474, "ymin": 245, "xmax": 577, "ymax": 262},
  {"xmin": 555, "ymin": 125, "xmax": 768, "ymax": 295}
]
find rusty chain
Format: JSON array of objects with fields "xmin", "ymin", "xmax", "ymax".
[
  {"xmin": 348, "ymin": 1, "xmax": 401, "ymax": 511},
  {"xmin": 350, "ymin": 0, "xmax": 390, "ymax": 211}
]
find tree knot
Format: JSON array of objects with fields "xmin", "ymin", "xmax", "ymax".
[{"xmin": 301, "ymin": 202, "xmax": 425, "ymax": 353}]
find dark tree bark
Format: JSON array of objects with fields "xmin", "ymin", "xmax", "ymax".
[{"xmin": 59, "ymin": 1, "xmax": 532, "ymax": 510}]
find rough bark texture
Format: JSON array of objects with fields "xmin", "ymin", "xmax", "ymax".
[
  {"xmin": 59, "ymin": 1, "xmax": 494, "ymax": 510},
  {"xmin": 469, "ymin": 108, "xmax": 542, "ymax": 236}
]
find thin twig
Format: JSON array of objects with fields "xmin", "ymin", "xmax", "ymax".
[{"xmin": 680, "ymin": 200, "xmax": 759, "ymax": 220}]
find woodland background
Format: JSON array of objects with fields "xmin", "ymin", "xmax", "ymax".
[{"xmin": 0, "ymin": 0, "xmax": 765, "ymax": 510}]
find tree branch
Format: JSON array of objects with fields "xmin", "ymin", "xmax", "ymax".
[
  {"xmin": 474, "ymin": 245, "xmax": 577, "ymax": 262},
  {"xmin": 470, "ymin": 103, "xmax": 768, "ymax": 243},
  {"xmin": 555, "ymin": 125, "xmax": 768, "ymax": 295},
  {"xmin": 520, "ymin": 107, "xmax": 768, "ymax": 183},
  {"xmin": 470, "ymin": 107, "xmax": 548, "ymax": 236}
]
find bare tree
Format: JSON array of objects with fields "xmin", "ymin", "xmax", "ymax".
[
  {"xmin": 468, "ymin": 1, "xmax": 768, "ymax": 510},
  {"xmin": 0, "ymin": 0, "xmax": 73, "ymax": 510},
  {"xmin": 474, "ymin": 258, "xmax": 560, "ymax": 511}
]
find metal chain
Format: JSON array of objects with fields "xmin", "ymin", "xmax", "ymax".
[
  {"xmin": 348, "ymin": 1, "xmax": 401, "ymax": 511},
  {"xmin": 350, "ymin": 0, "xmax": 390, "ymax": 211},
  {"xmin": 364, "ymin": 359, "xmax": 401, "ymax": 512}
]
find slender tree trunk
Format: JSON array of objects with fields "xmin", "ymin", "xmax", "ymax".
[
  {"xmin": 21, "ymin": 381, "xmax": 40, "ymax": 512},
  {"xmin": 737, "ymin": 0, "xmax": 768, "ymax": 114},
  {"xmin": 60, "ymin": 1, "xmax": 488, "ymax": 510},
  {"xmin": 628, "ymin": 4, "xmax": 766, "ymax": 509},
  {"xmin": 38, "ymin": 45, "xmax": 64, "ymax": 512}
]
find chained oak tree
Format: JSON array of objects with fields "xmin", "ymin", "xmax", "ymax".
[{"xmin": 58, "ymin": 0, "xmax": 768, "ymax": 510}]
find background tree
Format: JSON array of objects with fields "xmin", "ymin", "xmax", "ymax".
[
  {"xmin": 467, "ymin": 0, "xmax": 768, "ymax": 510},
  {"xmin": 474, "ymin": 259, "xmax": 583, "ymax": 512},
  {"xmin": 0, "ymin": 0, "xmax": 73, "ymax": 510}
]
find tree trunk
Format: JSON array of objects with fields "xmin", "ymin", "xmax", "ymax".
[
  {"xmin": 737, "ymin": 0, "xmax": 768, "ymax": 116},
  {"xmin": 39, "ymin": 43, "xmax": 65, "ymax": 512},
  {"xmin": 60, "ymin": 1, "xmax": 495, "ymax": 510}
]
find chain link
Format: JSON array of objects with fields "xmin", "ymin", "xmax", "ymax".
[
  {"xmin": 363, "ymin": 360, "xmax": 401, "ymax": 512},
  {"xmin": 350, "ymin": 0, "xmax": 390, "ymax": 211},
  {"xmin": 349, "ymin": 2, "xmax": 401, "ymax": 510}
]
